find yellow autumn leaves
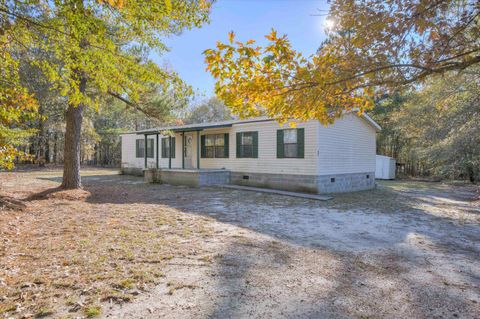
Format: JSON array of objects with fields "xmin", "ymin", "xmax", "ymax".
[{"xmin": 204, "ymin": 29, "xmax": 373, "ymax": 125}]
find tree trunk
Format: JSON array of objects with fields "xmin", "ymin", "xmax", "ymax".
[
  {"xmin": 38, "ymin": 105, "xmax": 46, "ymax": 167},
  {"xmin": 53, "ymin": 132, "xmax": 58, "ymax": 164},
  {"xmin": 45, "ymin": 132, "xmax": 50, "ymax": 163},
  {"xmin": 61, "ymin": 77, "xmax": 86, "ymax": 189}
]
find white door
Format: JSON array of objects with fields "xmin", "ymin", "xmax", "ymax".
[{"xmin": 184, "ymin": 134, "xmax": 193, "ymax": 168}]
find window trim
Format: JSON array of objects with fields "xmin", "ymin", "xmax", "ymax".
[
  {"xmin": 282, "ymin": 129, "xmax": 298, "ymax": 158},
  {"xmin": 136, "ymin": 138, "xmax": 154, "ymax": 158},
  {"xmin": 146, "ymin": 138, "xmax": 154, "ymax": 158},
  {"xmin": 201, "ymin": 133, "xmax": 228, "ymax": 158},
  {"xmin": 136, "ymin": 139, "xmax": 144, "ymax": 158},
  {"xmin": 236, "ymin": 131, "xmax": 258, "ymax": 158},
  {"xmin": 277, "ymin": 128, "xmax": 304, "ymax": 159},
  {"xmin": 161, "ymin": 137, "xmax": 176, "ymax": 158}
]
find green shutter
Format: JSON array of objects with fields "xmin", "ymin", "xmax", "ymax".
[
  {"xmin": 136, "ymin": 140, "xmax": 140, "ymax": 157},
  {"xmin": 297, "ymin": 128, "xmax": 304, "ymax": 158},
  {"xmin": 201, "ymin": 135, "xmax": 206, "ymax": 158},
  {"xmin": 224, "ymin": 133, "xmax": 229, "ymax": 158},
  {"xmin": 252, "ymin": 131, "xmax": 258, "ymax": 158},
  {"xmin": 277, "ymin": 130, "xmax": 284, "ymax": 158},
  {"xmin": 236, "ymin": 133, "xmax": 241, "ymax": 158}
]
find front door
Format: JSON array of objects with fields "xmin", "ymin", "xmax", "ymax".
[{"xmin": 184, "ymin": 134, "xmax": 193, "ymax": 168}]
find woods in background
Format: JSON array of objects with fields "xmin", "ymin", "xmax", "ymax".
[
  {"xmin": 373, "ymin": 68, "xmax": 480, "ymax": 183},
  {"xmin": 19, "ymin": 95, "xmax": 233, "ymax": 168}
]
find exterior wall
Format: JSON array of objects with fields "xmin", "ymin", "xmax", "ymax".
[
  {"xmin": 120, "ymin": 132, "xmax": 187, "ymax": 171},
  {"xmin": 120, "ymin": 134, "xmax": 157, "ymax": 170},
  {"xmin": 317, "ymin": 113, "xmax": 377, "ymax": 175},
  {"xmin": 317, "ymin": 172, "xmax": 375, "ymax": 193},
  {"xmin": 314, "ymin": 114, "xmax": 377, "ymax": 192},
  {"xmin": 230, "ymin": 171, "xmax": 319, "ymax": 193},
  {"xmin": 144, "ymin": 169, "xmax": 230, "ymax": 187},
  {"xmin": 121, "ymin": 114, "xmax": 378, "ymax": 193},
  {"xmin": 199, "ymin": 120, "xmax": 319, "ymax": 175},
  {"xmin": 122, "ymin": 120, "xmax": 320, "ymax": 174}
]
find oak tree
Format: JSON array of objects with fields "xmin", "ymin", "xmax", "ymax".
[
  {"xmin": 1, "ymin": 0, "xmax": 211, "ymax": 187},
  {"xmin": 204, "ymin": 0, "xmax": 479, "ymax": 124}
]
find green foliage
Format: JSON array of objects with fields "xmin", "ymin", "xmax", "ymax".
[
  {"xmin": 84, "ymin": 305, "xmax": 101, "ymax": 318},
  {"xmin": 374, "ymin": 68, "xmax": 480, "ymax": 182},
  {"xmin": 1, "ymin": 0, "xmax": 211, "ymax": 171},
  {"xmin": 0, "ymin": 15, "xmax": 40, "ymax": 168},
  {"xmin": 184, "ymin": 97, "xmax": 234, "ymax": 124},
  {"xmin": 2, "ymin": 0, "xmax": 211, "ymax": 109},
  {"xmin": 205, "ymin": 0, "xmax": 478, "ymax": 123}
]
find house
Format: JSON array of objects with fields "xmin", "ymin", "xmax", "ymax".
[{"xmin": 120, "ymin": 113, "xmax": 381, "ymax": 193}]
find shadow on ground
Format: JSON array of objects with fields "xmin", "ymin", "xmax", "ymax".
[{"xmin": 27, "ymin": 172, "xmax": 480, "ymax": 318}]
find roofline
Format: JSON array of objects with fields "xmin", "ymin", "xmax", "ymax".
[
  {"xmin": 119, "ymin": 113, "xmax": 381, "ymax": 135},
  {"xmin": 360, "ymin": 113, "xmax": 382, "ymax": 132},
  {"xmin": 133, "ymin": 118, "xmax": 274, "ymax": 135}
]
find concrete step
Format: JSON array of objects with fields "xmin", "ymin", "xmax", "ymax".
[{"xmin": 220, "ymin": 185, "xmax": 333, "ymax": 201}]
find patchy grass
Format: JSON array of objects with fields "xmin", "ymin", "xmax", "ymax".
[
  {"xmin": 0, "ymin": 169, "xmax": 214, "ymax": 318},
  {"xmin": 1, "ymin": 168, "xmax": 478, "ymax": 318},
  {"xmin": 84, "ymin": 305, "xmax": 101, "ymax": 318}
]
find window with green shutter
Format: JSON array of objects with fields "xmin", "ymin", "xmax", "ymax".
[
  {"xmin": 136, "ymin": 139, "xmax": 144, "ymax": 158},
  {"xmin": 277, "ymin": 128, "xmax": 304, "ymax": 158},
  {"xmin": 146, "ymin": 139, "xmax": 154, "ymax": 158},
  {"xmin": 201, "ymin": 134, "xmax": 228, "ymax": 158},
  {"xmin": 161, "ymin": 137, "xmax": 175, "ymax": 158},
  {"xmin": 236, "ymin": 131, "xmax": 258, "ymax": 158}
]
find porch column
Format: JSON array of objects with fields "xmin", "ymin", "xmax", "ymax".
[
  {"xmin": 144, "ymin": 134, "xmax": 147, "ymax": 169},
  {"xmin": 181, "ymin": 131, "xmax": 185, "ymax": 169},
  {"xmin": 168, "ymin": 135, "xmax": 172, "ymax": 169},
  {"xmin": 155, "ymin": 133, "xmax": 159, "ymax": 169},
  {"xmin": 197, "ymin": 130, "xmax": 200, "ymax": 169}
]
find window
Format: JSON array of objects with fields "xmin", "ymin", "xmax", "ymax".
[
  {"xmin": 283, "ymin": 129, "xmax": 298, "ymax": 158},
  {"xmin": 277, "ymin": 128, "xmax": 304, "ymax": 158},
  {"xmin": 161, "ymin": 137, "xmax": 176, "ymax": 158},
  {"xmin": 136, "ymin": 139, "xmax": 144, "ymax": 158},
  {"xmin": 201, "ymin": 134, "xmax": 229, "ymax": 158},
  {"xmin": 236, "ymin": 131, "xmax": 258, "ymax": 158},
  {"xmin": 146, "ymin": 139, "xmax": 154, "ymax": 158},
  {"xmin": 136, "ymin": 138, "xmax": 154, "ymax": 158}
]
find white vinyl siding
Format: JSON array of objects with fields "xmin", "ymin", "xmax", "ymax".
[
  {"xmin": 317, "ymin": 113, "xmax": 376, "ymax": 175},
  {"xmin": 121, "ymin": 114, "xmax": 377, "ymax": 176},
  {"xmin": 199, "ymin": 120, "xmax": 318, "ymax": 175},
  {"xmin": 121, "ymin": 135, "xmax": 157, "ymax": 169}
]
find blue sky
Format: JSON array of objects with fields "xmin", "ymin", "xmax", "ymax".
[{"xmin": 154, "ymin": 0, "xmax": 330, "ymax": 98}]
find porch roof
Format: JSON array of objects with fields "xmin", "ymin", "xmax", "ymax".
[{"xmin": 134, "ymin": 117, "xmax": 272, "ymax": 135}]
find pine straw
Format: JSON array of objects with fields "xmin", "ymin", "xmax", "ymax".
[{"xmin": 0, "ymin": 171, "xmax": 213, "ymax": 318}]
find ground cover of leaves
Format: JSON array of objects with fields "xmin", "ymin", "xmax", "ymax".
[
  {"xmin": 0, "ymin": 169, "xmax": 213, "ymax": 318},
  {"xmin": 1, "ymin": 169, "xmax": 479, "ymax": 319}
]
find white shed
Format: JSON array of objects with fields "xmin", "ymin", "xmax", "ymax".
[{"xmin": 375, "ymin": 155, "xmax": 396, "ymax": 180}]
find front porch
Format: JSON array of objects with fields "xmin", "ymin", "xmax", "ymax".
[{"xmin": 144, "ymin": 168, "xmax": 230, "ymax": 187}]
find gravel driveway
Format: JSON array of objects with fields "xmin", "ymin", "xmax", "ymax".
[{"xmin": 99, "ymin": 176, "xmax": 480, "ymax": 319}]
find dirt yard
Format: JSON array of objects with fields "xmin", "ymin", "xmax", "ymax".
[{"xmin": 1, "ymin": 169, "xmax": 479, "ymax": 319}]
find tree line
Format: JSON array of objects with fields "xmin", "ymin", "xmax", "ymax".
[
  {"xmin": 17, "ymin": 91, "xmax": 232, "ymax": 168},
  {"xmin": 373, "ymin": 68, "xmax": 480, "ymax": 183},
  {"xmin": 2, "ymin": 0, "xmax": 479, "ymax": 188}
]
